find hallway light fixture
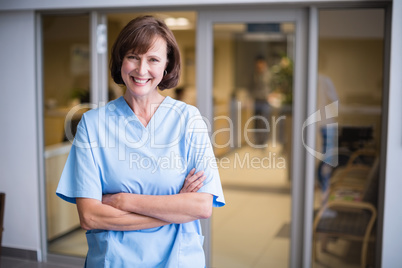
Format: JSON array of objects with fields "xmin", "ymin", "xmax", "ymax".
[{"xmin": 164, "ymin": 17, "xmax": 191, "ymax": 30}]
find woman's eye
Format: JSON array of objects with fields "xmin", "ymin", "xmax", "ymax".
[
  {"xmin": 127, "ymin": 55, "xmax": 139, "ymax": 60},
  {"xmin": 150, "ymin": 58, "xmax": 159, "ymax": 63}
]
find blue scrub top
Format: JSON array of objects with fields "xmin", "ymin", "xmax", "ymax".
[{"xmin": 56, "ymin": 96, "xmax": 225, "ymax": 268}]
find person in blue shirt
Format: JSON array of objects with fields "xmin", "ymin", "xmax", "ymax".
[{"xmin": 56, "ymin": 15, "xmax": 225, "ymax": 267}]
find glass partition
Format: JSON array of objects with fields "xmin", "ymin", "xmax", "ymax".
[
  {"xmin": 312, "ymin": 9, "xmax": 384, "ymax": 268},
  {"xmin": 42, "ymin": 14, "xmax": 91, "ymax": 256},
  {"xmin": 211, "ymin": 22, "xmax": 295, "ymax": 267}
]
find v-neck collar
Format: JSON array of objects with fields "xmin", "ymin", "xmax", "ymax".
[{"xmin": 117, "ymin": 96, "xmax": 172, "ymax": 130}]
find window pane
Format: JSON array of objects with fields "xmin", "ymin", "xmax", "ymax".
[
  {"xmin": 212, "ymin": 22, "xmax": 294, "ymax": 267},
  {"xmin": 313, "ymin": 9, "xmax": 384, "ymax": 268},
  {"xmin": 43, "ymin": 14, "xmax": 90, "ymax": 257}
]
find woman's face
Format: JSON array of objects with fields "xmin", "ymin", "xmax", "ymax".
[{"xmin": 121, "ymin": 36, "xmax": 168, "ymax": 99}]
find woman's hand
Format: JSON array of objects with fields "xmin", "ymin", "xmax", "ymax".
[
  {"xmin": 103, "ymin": 192, "xmax": 127, "ymax": 211},
  {"xmin": 180, "ymin": 168, "xmax": 206, "ymax": 194}
]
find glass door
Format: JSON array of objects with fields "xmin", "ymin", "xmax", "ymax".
[
  {"xmin": 41, "ymin": 12, "xmax": 108, "ymax": 261},
  {"xmin": 312, "ymin": 8, "xmax": 386, "ymax": 268},
  {"xmin": 42, "ymin": 13, "xmax": 91, "ymax": 258},
  {"xmin": 212, "ymin": 21, "xmax": 294, "ymax": 268},
  {"xmin": 197, "ymin": 9, "xmax": 308, "ymax": 268}
]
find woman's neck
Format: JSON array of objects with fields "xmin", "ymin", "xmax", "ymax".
[{"xmin": 123, "ymin": 91, "xmax": 165, "ymax": 127}]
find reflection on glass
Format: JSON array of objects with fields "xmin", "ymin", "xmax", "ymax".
[
  {"xmin": 212, "ymin": 22, "xmax": 294, "ymax": 267},
  {"xmin": 312, "ymin": 9, "xmax": 384, "ymax": 268},
  {"xmin": 43, "ymin": 14, "xmax": 90, "ymax": 257}
]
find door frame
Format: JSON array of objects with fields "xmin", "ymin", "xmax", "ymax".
[{"xmin": 196, "ymin": 8, "xmax": 312, "ymax": 268}]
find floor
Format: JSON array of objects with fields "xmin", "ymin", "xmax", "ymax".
[
  {"xmin": 211, "ymin": 145, "xmax": 291, "ymax": 268},
  {"xmin": 0, "ymin": 256, "xmax": 83, "ymax": 268},
  {"xmin": 4, "ymin": 145, "xmax": 366, "ymax": 267}
]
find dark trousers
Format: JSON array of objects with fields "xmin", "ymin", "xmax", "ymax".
[{"xmin": 254, "ymin": 99, "xmax": 270, "ymax": 145}]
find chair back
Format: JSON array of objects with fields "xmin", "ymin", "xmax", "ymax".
[{"xmin": 362, "ymin": 158, "xmax": 380, "ymax": 206}]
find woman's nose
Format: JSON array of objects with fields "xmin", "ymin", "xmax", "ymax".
[{"xmin": 136, "ymin": 60, "xmax": 148, "ymax": 75}]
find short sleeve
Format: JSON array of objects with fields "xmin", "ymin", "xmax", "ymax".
[
  {"xmin": 186, "ymin": 109, "xmax": 225, "ymax": 207},
  {"xmin": 56, "ymin": 117, "xmax": 102, "ymax": 204}
]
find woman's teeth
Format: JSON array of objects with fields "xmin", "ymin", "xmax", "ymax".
[{"xmin": 134, "ymin": 78, "xmax": 148, "ymax": 84}]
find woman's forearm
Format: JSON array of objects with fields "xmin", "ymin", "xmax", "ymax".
[
  {"xmin": 102, "ymin": 169, "xmax": 212, "ymax": 224},
  {"xmin": 103, "ymin": 192, "xmax": 213, "ymax": 224},
  {"xmin": 76, "ymin": 198, "xmax": 170, "ymax": 231}
]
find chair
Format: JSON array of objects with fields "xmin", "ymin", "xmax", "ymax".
[
  {"xmin": 313, "ymin": 158, "xmax": 379, "ymax": 268},
  {"xmin": 319, "ymin": 149, "xmax": 377, "ymax": 204},
  {"xmin": 317, "ymin": 148, "xmax": 377, "ymax": 195},
  {"xmin": 0, "ymin": 192, "xmax": 5, "ymax": 256}
]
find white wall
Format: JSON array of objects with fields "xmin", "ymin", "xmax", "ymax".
[
  {"xmin": 382, "ymin": 0, "xmax": 402, "ymax": 266},
  {"xmin": 0, "ymin": 11, "xmax": 41, "ymax": 253}
]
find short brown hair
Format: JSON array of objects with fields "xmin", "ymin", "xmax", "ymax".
[{"xmin": 110, "ymin": 15, "xmax": 181, "ymax": 90}]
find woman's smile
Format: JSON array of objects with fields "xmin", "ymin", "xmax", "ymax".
[{"xmin": 132, "ymin": 76, "xmax": 151, "ymax": 85}]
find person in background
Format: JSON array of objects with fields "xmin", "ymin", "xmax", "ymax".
[
  {"xmin": 316, "ymin": 74, "xmax": 339, "ymax": 193},
  {"xmin": 56, "ymin": 15, "xmax": 225, "ymax": 267},
  {"xmin": 249, "ymin": 55, "xmax": 271, "ymax": 146}
]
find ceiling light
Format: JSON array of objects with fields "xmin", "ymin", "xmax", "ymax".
[
  {"xmin": 176, "ymin": 18, "xmax": 189, "ymax": 26},
  {"xmin": 164, "ymin": 17, "xmax": 176, "ymax": 27},
  {"xmin": 164, "ymin": 17, "xmax": 190, "ymax": 29}
]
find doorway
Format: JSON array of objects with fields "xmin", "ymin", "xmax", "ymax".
[
  {"xmin": 42, "ymin": 13, "xmax": 91, "ymax": 257},
  {"xmin": 196, "ymin": 9, "xmax": 309, "ymax": 268},
  {"xmin": 211, "ymin": 21, "xmax": 294, "ymax": 267}
]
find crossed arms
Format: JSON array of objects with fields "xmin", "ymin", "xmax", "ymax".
[{"xmin": 76, "ymin": 169, "xmax": 212, "ymax": 231}]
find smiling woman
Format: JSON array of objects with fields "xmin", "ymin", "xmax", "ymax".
[{"xmin": 56, "ymin": 15, "xmax": 225, "ymax": 267}]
